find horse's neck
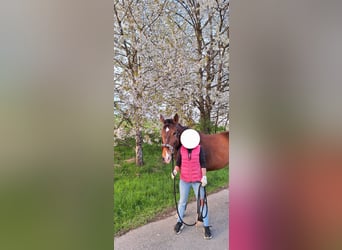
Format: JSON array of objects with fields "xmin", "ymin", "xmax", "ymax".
[
  {"xmin": 173, "ymin": 150, "xmax": 179, "ymax": 162},
  {"xmin": 176, "ymin": 123, "xmax": 188, "ymax": 134},
  {"xmin": 172, "ymin": 124, "xmax": 188, "ymax": 162}
]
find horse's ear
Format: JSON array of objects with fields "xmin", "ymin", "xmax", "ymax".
[
  {"xmin": 173, "ymin": 113, "xmax": 179, "ymax": 123},
  {"xmin": 160, "ymin": 114, "xmax": 165, "ymax": 123}
]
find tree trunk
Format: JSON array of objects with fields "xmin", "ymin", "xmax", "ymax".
[
  {"xmin": 135, "ymin": 128, "xmax": 144, "ymax": 166},
  {"xmin": 199, "ymin": 108, "xmax": 212, "ymax": 134}
]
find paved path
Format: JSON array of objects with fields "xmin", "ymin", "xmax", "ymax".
[{"xmin": 114, "ymin": 188, "xmax": 229, "ymax": 250}]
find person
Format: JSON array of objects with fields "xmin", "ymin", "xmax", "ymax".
[{"xmin": 171, "ymin": 128, "xmax": 212, "ymax": 240}]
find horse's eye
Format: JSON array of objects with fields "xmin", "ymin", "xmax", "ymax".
[{"xmin": 173, "ymin": 132, "xmax": 177, "ymax": 136}]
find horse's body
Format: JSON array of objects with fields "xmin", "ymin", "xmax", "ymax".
[{"xmin": 160, "ymin": 114, "xmax": 229, "ymax": 171}]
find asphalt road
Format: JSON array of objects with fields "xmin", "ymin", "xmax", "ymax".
[{"xmin": 114, "ymin": 188, "xmax": 229, "ymax": 250}]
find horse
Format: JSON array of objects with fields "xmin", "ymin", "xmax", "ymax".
[{"xmin": 160, "ymin": 114, "xmax": 229, "ymax": 171}]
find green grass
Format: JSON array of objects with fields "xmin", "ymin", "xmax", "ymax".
[{"xmin": 114, "ymin": 142, "xmax": 228, "ymax": 236}]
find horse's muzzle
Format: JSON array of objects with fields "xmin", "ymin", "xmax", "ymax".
[
  {"xmin": 161, "ymin": 143, "xmax": 174, "ymax": 164},
  {"xmin": 162, "ymin": 154, "xmax": 172, "ymax": 164}
]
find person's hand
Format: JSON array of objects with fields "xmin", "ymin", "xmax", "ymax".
[
  {"xmin": 171, "ymin": 169, "xmax": 178, "ymax": 179},
  {"xmin": 201, "ymin": 176, "xmax": 207, "ymax": 187}
]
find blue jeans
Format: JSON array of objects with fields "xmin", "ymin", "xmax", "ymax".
[{"xmin": 177, "ymin": 179, "xmax": 209, "ymax": 227}]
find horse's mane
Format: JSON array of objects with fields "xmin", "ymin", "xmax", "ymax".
[
  {"xmin": 162, "ymin": 119, "xmax": 177, "ymax": 132},
  {"xmin": 176, "ymin": 123, "xmax": 188, "ymax": 135},
  {"xmin": 162, "ymin": 118, "xmax": 174, "ymax": 126},
  {"xmin": 162, "ymin": 119, "xmax": 188, "ymax": 133}
]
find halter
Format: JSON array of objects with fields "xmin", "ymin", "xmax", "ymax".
[
  {"xmin": 161, "ymin": 143, "xmax": 174, "ymax": 153},
  {"xmin": 161, "ymin": 123, "xmax": 188, "ymax": 151}
]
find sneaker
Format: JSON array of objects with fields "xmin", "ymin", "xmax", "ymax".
[
  {"xmin": 204, "ymin": 226, "xmax": 213, "ymax": 240},
  {"xmin": 174, "ymin": 222, "xmax": 184, "ymax": 235}
]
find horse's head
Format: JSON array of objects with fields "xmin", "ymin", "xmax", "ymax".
[{"xmin": 160, "ymin": 113, "xmax": 181, "ymax": 164}]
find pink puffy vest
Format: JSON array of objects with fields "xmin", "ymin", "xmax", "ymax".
[{"xmin": 180, "ymin": 145, "xmax": 202, "ymax": 182}]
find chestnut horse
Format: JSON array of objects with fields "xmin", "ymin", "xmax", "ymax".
[{"xmin": 160, "ymin": 114, "xmax": 229, "ymax": 171}]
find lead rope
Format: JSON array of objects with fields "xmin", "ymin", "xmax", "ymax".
[
  {"xmin": 171, "ymin": 152, "xmax": 208, "ymax": 227},
  {"xmin": 197, "ymin": 184, "xmax": 208, "ymax": 222}
]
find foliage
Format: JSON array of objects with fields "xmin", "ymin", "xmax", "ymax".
[
  {"xmin": 193, "ymin": 121, "xmax": 227, "ymax": 134},
  {"xmin": 114, "ymin": 0, "xmax": 230, "ymax": 140}
]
